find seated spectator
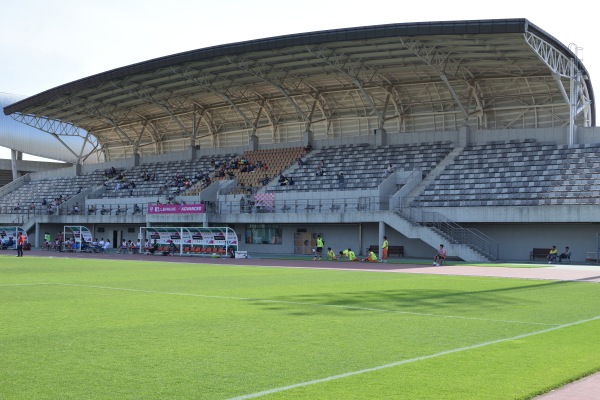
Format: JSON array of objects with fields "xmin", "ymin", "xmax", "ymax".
[
  {"xmin": 103, "ymin": 240, "xmax": 111, "ymax": 252},
  {"xmin": 133, "ymin": 204, "xmax": 142, "ymax": 215},
  {"xmin": 315, "ymin": 167, "xmax": 324, "ymax": 177},
  {"xmin": 558, "ymin": 246, "xmax": 571, "ymax": 263},
  {"xmin": 100, "ymin": 205, "xmax": 109, "ymax": 215},
  {"xmin": 433, "ymin": 244, "xmax": 446, "ymax": 266},
  {"xmin": 88, "ymin": 205, "xmax": 97, "ymax": 215},
  {"xmin": 383, "ymin": 163, "xmax": 395, "ymax": 177},
  {"xmin": 260, "ymin": 175, "xmax": 270, "ymax": 186},
  {"xmin": 297, "ymin": 157, "xmax": 306, "ymax": 166},
  {"xmin": 547, "ymin": 245, "xmax": 558, "ymax": 263}
]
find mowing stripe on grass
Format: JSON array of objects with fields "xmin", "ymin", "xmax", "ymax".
[
  {"xmin": 51, "ymin": 282, "xmax": 557, "ymax": 326},
  {"xmin": 227, "ymin": 314, "xmax": 600, "ymax": 400}
]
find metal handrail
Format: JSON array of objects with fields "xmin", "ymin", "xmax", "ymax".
[{"xmin": 399, "ymin": 202, "xmax": 498, "ymax": 260}]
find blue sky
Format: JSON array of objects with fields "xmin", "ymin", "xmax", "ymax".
[{"xmin": 1, "ymin": 0, "xmax": 597, "ymax": 159}]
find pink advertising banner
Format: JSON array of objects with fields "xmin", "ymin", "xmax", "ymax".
[{"xmin": 147, "ymin": 204, "xmax": 205, "ymax": 214}]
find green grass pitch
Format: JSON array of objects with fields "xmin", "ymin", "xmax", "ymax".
[{"xmin": 1, "ymin": 255, "xmax": 599, "ymax": 399}]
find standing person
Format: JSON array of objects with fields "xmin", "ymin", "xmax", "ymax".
[
  {"xmin": 313, "ymin": 234, "xmax": 324, "ymax": 261},
  {"xmin": 16, "ymin": 232, "xmax": 25, "ymax": 257},
  {"xmin": 380, "ymin": 236, "xmax": 389, "ymax": 263},
  {"xmin": 433, "ymin": 244, "xmax": 446, "ymax": 266}
]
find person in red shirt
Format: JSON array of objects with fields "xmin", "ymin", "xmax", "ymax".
[{"xmin": 16, "ymin": 232, "xmax": 25, "ymax": 257}]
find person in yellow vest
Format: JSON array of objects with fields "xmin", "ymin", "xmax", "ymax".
[
  {"xmin": 363, "ymin": 248, "xmax": 378, "ymax": 262},
  {"xmin": 313, "ymin": 234, "xmax": 324, "ymax": 260},
  {"xmin": 348, "ymin": 248, "xmax": 360, "ymax": 262},
  {"xmin": 326, "ymin": 247, "xmax": 337, "ymax": 261},
  {"xmin": 339, "ymin": 249, "xmax": 349, "ymax": 261},
  {"xmin": 380, "ymin": 236, "xmax": 389, "ymax": 263}
]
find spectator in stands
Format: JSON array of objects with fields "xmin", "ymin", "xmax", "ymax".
[
  {"xmin": 133, "ymin": 204, "xmax": 142, "ymax": 215},
  {"xmin": 558, "ymin": 246, "xmax": 571, "ymax": 263},
  {"xmin": 88, "ymin": 205, "xmax": 97, "ymax": 215},
  {"xmin": 103, "ymin": 240, "xmax": 111, "ymax": 252},
  {"xmin": 305, "ymin": 143, "xmax": 312, "ymax": 152},
  {"xmin": 433, "ymin": 244, "xmax": 446, "ymax": 266},
  {"xmin": 41, "ymin": 198, "xmax": 47, "ymax": 206},
  {"xmin": 383, "ymin": 163, "xmax": 395, "ymax": 177},
  {"xmin": 116, "ymin": 205, "xmax": 124, "ymax": 215},
  {"xmin": 260, "ymin": 175, "xmax": 270, "ymax": 186},
  {"xmin": 337, "ymin": 172, "xmax": 345, "ymax": 189},
  {"xmin": 315, "ymin": 162, "xmax": 325, "ymax": 177},
  {"xmin": 14, "ymin": 203, "xmax": 21, "ymax": 211},
  {"xmin": 547, "ymin": 245, "xmax": 558, "ymax": 263},
  {"xmin": 100, "ymin": 205, "xmax": 109, "ymax": 215},
  {"xmin": 280, "ymin": 176, "xmax": 289, "ymax": 186},
  {"xmin": 288, "ymin": 176, "xmax": 295, "ymax": 186},
  {"xmin": 73, "ymin": 203, "xmax": 80, "ymax": 214},
  {"xmin": 297, "ymin": 157, "xmax": 306, "ymax": 166},
  {"xmin": 77, "ymin": 187, "xmax": 82, "ymax": 194}
]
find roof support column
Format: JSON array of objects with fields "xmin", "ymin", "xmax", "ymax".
[{"xmin": 10, "ymin": 149, "xmax": 22, "ymax": 181}]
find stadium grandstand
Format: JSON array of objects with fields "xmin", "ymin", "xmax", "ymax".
[{"xmin": 1, "ymin": 18, "xmax": 598, "ymax": 262}]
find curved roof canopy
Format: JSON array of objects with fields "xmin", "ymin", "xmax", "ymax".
[{"xmin": 3, "ymin": 18, "xmax": 594, "ymax": 162}]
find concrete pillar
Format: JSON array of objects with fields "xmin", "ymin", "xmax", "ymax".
[
  {"xmin": 10, "ymin": 149, "xmax": 20, "ymax": 181},
  {"xmin": 303, "ymin": 130, "xmax": 314, "ymax": 148},
  {"xmin": 249, "ymin": 134, "xmax": 259, "ymax": 151},
  {"xmin": 458, "ymin": 124, "xmax": 471, "ymax": 147},
  {"xmin": 378, "ymin": 221, "xmax": 385, "ymax": 260},
  {"xmin": 35, "ymin": 222, "xmax": 40, "ymax": 248},
  {"xmin": 374, "ymin": 128, "xmax": 387, "ymax": 147}
]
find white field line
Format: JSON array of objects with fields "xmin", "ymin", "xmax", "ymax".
[
  {"xmin": 51, "ymin": 282, "xmax": 556, "ymax": 326},
  {"xmin": 227, "ymin": 315, "xmax": 600, "ymax": 400}
]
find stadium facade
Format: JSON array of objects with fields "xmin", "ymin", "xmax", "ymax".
[{"xmin": 2, "ymin": 19, "xmax": 599, "ymax": 262}]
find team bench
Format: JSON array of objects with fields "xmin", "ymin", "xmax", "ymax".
[
  {"xmin": 530, "ymin": 248, "xmax": 551, "ymax": 260},
  {"xmin": 368, "ymin": 245, "xmax": 404, "ymax": 257}
]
